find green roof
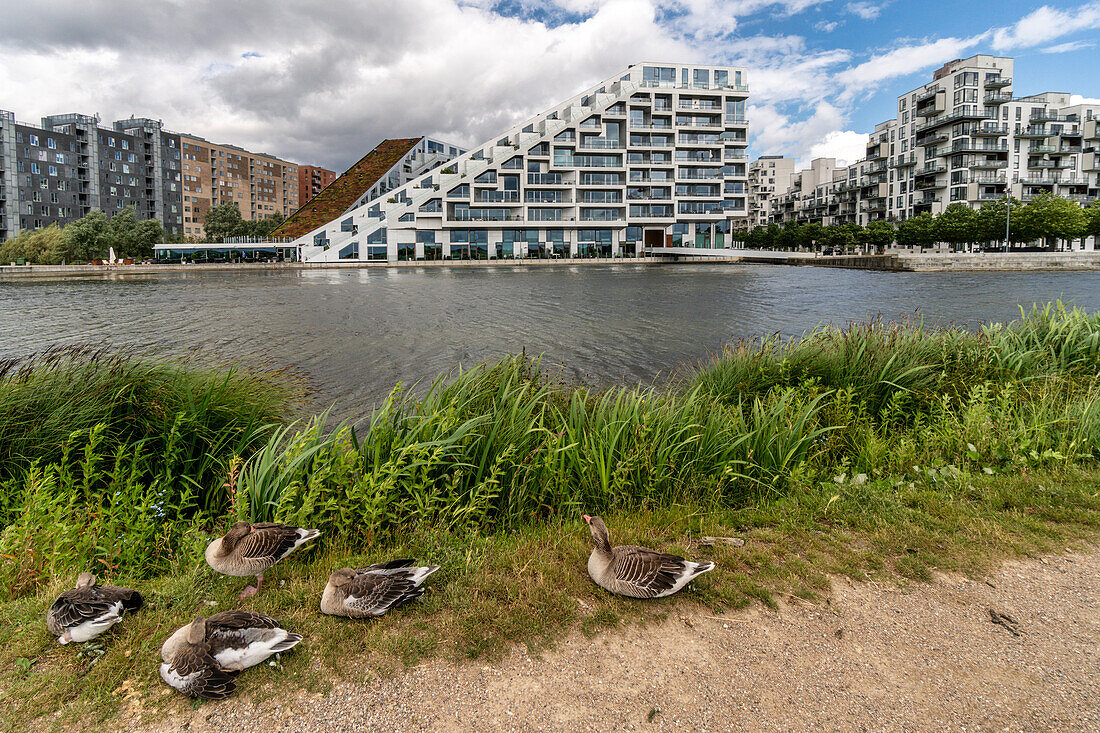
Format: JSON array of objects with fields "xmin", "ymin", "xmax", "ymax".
[{"xmin": 274, "ymin": 137, "xmax": 422, "ymax": 239}]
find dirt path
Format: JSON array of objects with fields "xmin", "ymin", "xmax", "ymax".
[{"xmin": 143, "ymin": 548, "xmax": 1099, "ymax": 732}]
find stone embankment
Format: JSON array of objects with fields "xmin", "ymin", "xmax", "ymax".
[{"xmin": 773, "ymin": 251, "xmax": 1100, "ymax": 272}]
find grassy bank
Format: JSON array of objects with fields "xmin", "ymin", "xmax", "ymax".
[{"xmin": 1, "ymin": 302, "xmax": 1099, "ymax": 730}]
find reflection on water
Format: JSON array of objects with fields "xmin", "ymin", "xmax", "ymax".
[{"xmin": 3, "ymin": 264, "xmax": 1098, "ymax": 417}]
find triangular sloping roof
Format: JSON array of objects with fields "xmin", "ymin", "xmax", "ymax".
[{"xmin": 274, "ymin": 137, "xmax": 422, "ymax": 239}]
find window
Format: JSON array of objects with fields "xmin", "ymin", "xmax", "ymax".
[
  {"xmin": 30, "ymin": 134, "xmax": 39, "ymax": 146},
  {"xmin": 47, "ymin": 138, "xmax": 56, "ymax": 149}
]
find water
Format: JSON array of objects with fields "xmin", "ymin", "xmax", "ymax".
[{"xmin": 3, "ymin": 264, "xmax": 1098, "ymax": 416}]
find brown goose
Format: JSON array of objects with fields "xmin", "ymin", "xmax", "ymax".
[
  {"xmin": 583, "ymin": 515, "xmax": 715, "ymax": 598},
  {"xmin": 159, "ymin": 617, "xmax": 237, "ymax": 700},
  {"xmin": 160, "ymin": 610, "xmax": 302, "ymax": 672},
  {"xmin": 320, "ymin": 559, "xmax": 440, "ymax": 618},
  {"xmin": 205, "ymin": 521, "xmax": 320, "ymax": 598},
  {"xmin": 46, "ymin": 572, "xmax": 143, "ymax": 644}
]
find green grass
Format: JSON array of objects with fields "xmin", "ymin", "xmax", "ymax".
[{"xmin": 1, "ymin": 301, "xmax": 1099, "ymax": 730}]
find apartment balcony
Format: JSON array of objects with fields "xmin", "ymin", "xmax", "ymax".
[
  {"xmin": 915, "ymin": 162, "xmax": 946, "ymax": 175},
  {"xmin": 969, "ymin": 159, "xmax": 1008, "ymax": 169},
  {"xmin": 1016, "ymin": 126, "xmax": 1049, "ymax": 138},
  {"xmin": 677, "ymin": 101, "xmax": 722, "ymax": 112},
  {"xmin": 985, "ymin": 77, "xmax": 1011, "ymax": 88},
  {"xmin": 915, "ymin": 178, "xmax": 946, "ymax": 190},
  {"xmin": 1029, "ymin": 144, "xmax": 1057, "ymax": 153},
  {"xmin": 724, "ymin": 115, "xmax": 747, "ymax": 126},
  {"xmin": 473, "ymin": 191, "xmax": 520, "ymax": 203},
  {"xmin": 984, "ymin": 91, "xmax": 1012, "ymax": 104},
  {"xmin": 1015, "ymin": 176, "xmax": 1058, "ymax": 186},
  {"xmin": 863, "ymin": 161, "xmax": 888, "ymax": 175},
  {"xmin": 972, "ymin": 123, "xmax": 1008, "ymax": 136},
  {"xmin": 951, "ymin": 140, "xmax": 1008, "ymax": 154},
  {"xmin": 1059, "ymin": 146, "xmax": 1083, "ymax": 154},
  {"xmin": 891, "ymin": 154, "xmax": 918, "ymax": 167},
  {"xmin": 578, "ymin": 138, "xmax": 624, "ymax": 150},
  {"xmin": 915, "ymin": 84, "xmax": 941, "ymax": 103},
  {"xmin": 1085, "ymin": 119, "xmax": 1099, "ymax": 140},
  {"xmin": 969, "ymin": 174, "xmax": 1006, "ymax": 184},
  {"xmin": 974, "ymin": 191, "xmax": 1005, "ymax": 202},
  {"xmin": 527, "ymin": 173, "xmax": 568, "ymax": 185},
  {"xmin": 917, "ymin": 132, "xmax": 949, "ymax": 147},
  {"xmin": 1030, "ymin": 111, "xmax": 1076, "ymax": 123},
  {"xmin": 865, "ymin": 146, "xmax": 886, "ymax": 160},
  {"xmin": 629, "ymin": 122, "xmax": 674, "ymax": 131}
]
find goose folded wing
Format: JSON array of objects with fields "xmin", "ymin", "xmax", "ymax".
[
  {"xmin": 342, "ymin": 573, "xmax": 419, "ymax": 613},
  {"xmin": 610, "ymin": 546, "xmax": 686, "ymax": 597},
  {"xmin": 235, "ymin": 525, "xmax": 301, "ymax": 561},
  {"xmin": 168, "ymin": 648, "xmax": 237, "ymax": 700},
  {"xmin": 207, "ymin": 610, "xmax": 282, "ymax": 631},
  {"xmin": 49, "ymin": 590, "xmax": 117, "ymax": 628}
]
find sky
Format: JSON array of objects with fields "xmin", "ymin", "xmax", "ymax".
[{"xmin": 1, "ymin": 0, "xmax": 1099, "ymax": 174}]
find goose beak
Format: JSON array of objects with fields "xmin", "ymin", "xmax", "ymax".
[{"xmin": 583, "ymin": 515, "xmax": 591, "ymax": 525}]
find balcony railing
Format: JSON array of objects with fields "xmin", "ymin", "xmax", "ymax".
[
  {"xmin": 578, "ymin": 138, "xmax": 623, "ymax": 149},
  {"xmin": 527, "ymin": 173, "xmax": 565, "ymax": 185}
]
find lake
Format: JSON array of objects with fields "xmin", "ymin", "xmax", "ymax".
[{"xmin": 3, "ymin": 263, "xmax": 1098, "ymax": 417}]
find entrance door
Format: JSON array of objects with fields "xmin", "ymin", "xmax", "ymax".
[{"xmin": 644, "ymin": 229, "xmax": 664, "ymax": 249}]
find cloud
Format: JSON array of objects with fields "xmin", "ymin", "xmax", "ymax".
[
  {"xmin": 814, "ymin": 20, "xmax": 840, "ymax": 32},
  {"xmin": 1069, "ymin": 94, "xmax": 1100, "ymax": 105},
  {"xmin": 1040, "ymin": 40, "xmax": 1095, "ymax": 53},
  {"xmin": 833, "ymin": 35, "xmax": 986, "ymax": 96},
  {"xmin": 845, "ymin": 2, "xmax": 882, "ymax": 20},
  {"xmin": 806, "ymin": 130, "xmax": 868, "ymax": 167},
  {"xmin": 991, "ymin": 2, "xmax": 1100, "ymax": 51}
]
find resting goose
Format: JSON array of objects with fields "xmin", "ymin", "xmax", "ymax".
[
  {"xmin": 159, "ymin": 617, "xmax": 237, "ymax": 700},
  {"xmin": 160, "ymin": 610, "xmax": 302, "ymax": 672},
  {"xmin": 205, "ymin": 521, "xmax": 320, "ymax": 598},
  {"xmin": 46, "ymin": 572, "xmax": 143, "ymax": 644},
  {"xmin": 583, "ymin": 515, "xmax": 715, "ymax": 598},
  {"xmin": 321, "ymin": 559, "xmax": 440, "ymax": 618}
]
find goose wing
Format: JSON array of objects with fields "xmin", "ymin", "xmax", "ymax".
[
  {"xmin": 48, "ymin": 587, "xmax": 118, "ymax": 631},
  {"xmin": 162, "ymin": 645, "xmax": 237, "ymax": 700},
  {"xmin": 97, "ymin": 585, "xmax": 144, "ymax": 613},
  {"xmin": 342, "ymin": 571, "xmax": 422, "ymax": 615},
  {"xmin": 609, "ymin": 546, "xmax": 688, "ymax": 598},
  {"xmin": 206, "ymin": 610, "xmax": 282, "ymax": 632},
  {"xmin": 234, "ymin": 523, "xmax": 305, "ymax": 562}
]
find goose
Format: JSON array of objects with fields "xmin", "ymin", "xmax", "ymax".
[
  {"xmin": 205, "ymin": 521, "xmax": 320, "ymax": 598},
  {"xmin": 159, "ymin": 617, "xmax": 237, "ymax": 700},
  {"xmin": 583, "ymin": 515, "xmax": 715, "ymax": 598},
  {"xmin": 160, "ymin": 610, "xmax": 302, "ymax": 672},
  {"xmin": 46, "ymin": 572, "xmax": 143, "ymax": 644},
  {"xmin": 320, "ymin": 559, "xmax": 440, "ymax": 618}
]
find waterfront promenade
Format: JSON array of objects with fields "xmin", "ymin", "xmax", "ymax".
[{"xmin": 4, "ymin": 250, "xmax": 1100, "ymax": 278}]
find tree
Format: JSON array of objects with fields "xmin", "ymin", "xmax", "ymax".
[
  {"xmin": 777, "ymin": 222, "xmax": 802, "ymax": 250},
  {"xmin": 799, "ymin": 222, "xmax": 824, "ymax": 251},
  {"xmin": 65, "ymin": 209, "xmax": 110, "ymax": 262},
  {"xmin": 1016, "ymin": 193, "xmax": 1088, "ymax": 250},
  {"xmin": 1086, "ymin": 202, "xmax": 1100, "ymax": 242},
  {"xmin": 0, "ymin": 224, "xmax": 69, "ymax": 264},
  {"xmin": 933, "ymin": 203, "xmax": 980, "ymax": 252},
  {"xmin": 975, "ymin": 197, "xmax": 1023, "ymax": 247},
  {"xmin": 203, "ymin": 203, "xmax": 245, "ymax": 241},
  {"xmin": 864, "ymin": 220, "xmax": 896, "ymax": 252},
  {"xmin": 895, "ymin": 213, "xmax": 937, "ymax": 250}
]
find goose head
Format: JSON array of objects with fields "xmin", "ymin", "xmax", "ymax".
[
  {"xmin": 75, "ymin": 572, "xmax": 97, "ymax": 588},
  {"xmin": 220, "ymin": 521, "xmax": 253, "ymax": 552},
  {"xmin": 328, "ymin": 568, "xmax": 357, "ymax": 588},
  {"xmin": 583, "ymin": 515, "xmax": 612, "ymax": 552},
  {"xmin": 186, "ymin": 616, "xmax": 207, "ymax": 646}
]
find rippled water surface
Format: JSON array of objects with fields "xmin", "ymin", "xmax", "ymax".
[{"xmin": 3, "ymin": 264, "xmax": 1098, "ymax": 416}]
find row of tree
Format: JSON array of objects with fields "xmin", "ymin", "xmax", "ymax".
[
  {"xmin": 201, "ymin": 203, "xmax": 285, "ymax": 241},
  {"xmin": 0, "ymin": 208, "xmax": 165, "ymax": 265},
  {"xmin": 735, "ymin": 194, "xmax": 1100, "ymax": 253}
]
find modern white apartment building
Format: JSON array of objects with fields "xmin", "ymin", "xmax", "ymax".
[
  {"xmin": 749, "ymin": 155, "xmax": 795, "ymax": 227},
  {"xmin": 293, "ymin": 63, "xmax": 750, "ymax": 261},
  {"xmin": 761, "ymin": 54, "xmax": 1099, "ymax": 228}
]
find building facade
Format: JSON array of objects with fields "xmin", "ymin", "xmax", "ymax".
[
  {"xmin": 0, "ymin": 110, "xmax": 183, "ymax": 241},
  {"xmin": 760, "ymin": 54, "xmax": 1100, "ymax": 230},
  {"xmin": 292, "ymin": 63, "xmax": 750, "ymax": 262},
  {"xmin": 297, "ymin": 165, "xmax": 337, "ymax": 203},
  {"xmin": 749, "ymin": 155, "xmax": 795, "ymax": 227},
  {"xmin": 179, "ymin": 135, "xmax": 303, "ymax": 238}
]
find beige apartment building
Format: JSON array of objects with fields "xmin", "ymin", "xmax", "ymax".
[
  {"xmin": 179, "ymin": 135, "xmax": 301, "ymax": 238},
  {"xmin": 749, "ymin": 155, "xmax": 795, "ymax": 226}
]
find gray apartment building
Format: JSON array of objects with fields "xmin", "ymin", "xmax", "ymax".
[{"xmin": 0, "ymin": 109, "xmax": 183, "ymax": 242}]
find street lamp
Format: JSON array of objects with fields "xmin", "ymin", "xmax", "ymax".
[{"xmin": 1004, "ymin": 193, "xmax": 1011, "ymax": 253}]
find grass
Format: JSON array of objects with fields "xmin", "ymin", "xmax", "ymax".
[{"xmin": 1, "ymin": 301, "xmax": 1099, "ymax": 730}]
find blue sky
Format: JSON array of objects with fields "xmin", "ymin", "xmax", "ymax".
[{"xmin": 1, "ymin": 1, "xmax": 1098, "ymax": 171}]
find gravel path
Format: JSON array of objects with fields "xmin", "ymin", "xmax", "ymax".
[{"xmin": 140, "ymin": 548, "xmax": 1100, "ymax": 732}]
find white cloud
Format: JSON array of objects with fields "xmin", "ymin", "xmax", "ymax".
[
  {"xmin": 845, "ymin": 2, "xmax": 882, "ymax": 20},
  {"xmin": 991, "ymin": 2, "xmax": 1100, "ymax": 51},
  {"xmin": 1040, "ymin": 40, "xmax": 1095, "ymax": 53},
  {"xmin": 806, "ymin": 130, "xmax": 868, "ymax": 167},
  {"xmin": 1069, "ymin": 94, "xmax": 1100, "ymax": 105},
  {"xmin": 814, "ymin": 20, "xmax": 840, "ymax": 32},
  {"xmin": 833, "ymin": 35, "xmax": 986, "ymax": 96}
]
